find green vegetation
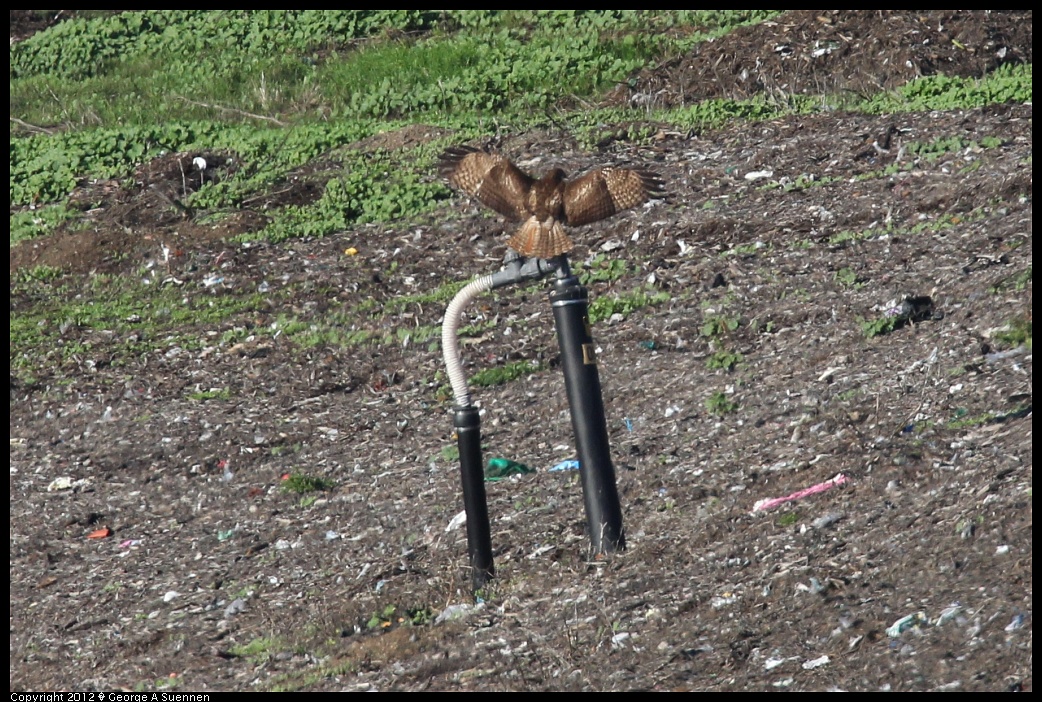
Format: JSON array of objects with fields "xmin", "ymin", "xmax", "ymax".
[
  {"xmin": 834, "ymin": 267, "xmax": 861, "ymax": 288},
  {"xmin": 701, "ymin": 313, "xmax": 740, "ymax": 339},
  {"xmin": 859, "ymin": 63, "xmax": 1032, "ymax": 114},
  {"xmin": 579, "ymin": 254, "xmax": 631, "ymax": 285},
  {"xmin": 989, "ymin": 266, "xmax": 1032, "ymax": 294},
  {"xmin": 706, "ymin": 350, "xmax": 743, "ymax": 372},
  {"xmin": 947, "ymin": 404, "xmax": 1032, "ymax": 430},
  {"xmin": 229, "ymin": 636, "xmax": 283, "ymax": 664},
  {"xmin": 10, "ymin": 205, "xmax": 75, "ymax": 246},
  {"xmin": 471, "ymin": 360, "xmax": 540, "ymax": 387},
  {"xmin": 589, "ymin": 287, "xmax": 671, "ymax": 323},
  {"xmin": 993, "ymin": 317, "xmax": 1032, "ymax": 350},
  {"xmin": 705, "ymin": 391, "xmax": 738, "ymax": 416},
  {"xmin": 281, "ymin": 473, "xmax": 336, "ymax": 494},
  {"xmin": 860, "ymin": 315, "xmax": 903, "ymax": 339}
]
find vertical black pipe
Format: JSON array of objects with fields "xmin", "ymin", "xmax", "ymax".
[
  {"xmin": 549, "ymin": 269, "xmax": 625, "ymax": 556},
  {"xmin": 454, "ymin": 405, "xmax": 494, "ymax": 590}
]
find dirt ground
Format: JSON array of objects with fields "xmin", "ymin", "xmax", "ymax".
[{"xmin": 9, "ymin": 11, "xmax": 1032, "ymax": 691}]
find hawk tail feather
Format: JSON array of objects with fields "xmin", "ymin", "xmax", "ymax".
[{"xmin": 508, "ymin": 219, "xmax": 574, "ymax": 259}]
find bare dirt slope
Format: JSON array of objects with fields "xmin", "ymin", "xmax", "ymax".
[{"xmin": 10, "ymin": 11, "xmax": 1032, "ymax": 692}]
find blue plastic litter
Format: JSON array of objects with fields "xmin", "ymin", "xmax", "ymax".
[{"xmin": 550, "ymin": 460, "xmax": 580, "ymax": 472}]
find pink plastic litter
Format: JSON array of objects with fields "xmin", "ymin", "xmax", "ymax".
[{"xmin": 753, "ymin": 474, "xmax": 848, "ymax": 512}]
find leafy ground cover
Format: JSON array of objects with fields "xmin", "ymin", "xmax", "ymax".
[{"xmin": 9, "ymin": 10, "xmax": 1032, "ymax": 692}]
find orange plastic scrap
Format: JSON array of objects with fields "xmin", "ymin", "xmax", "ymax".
[{"xmin": 87, "ymin": 527, "xmax": 112, "ymax": 539}]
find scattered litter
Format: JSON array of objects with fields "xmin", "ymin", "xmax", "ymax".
[
  {"xmin": 1004, "ymin": 613, "xmax": 1027, "ymax": 632},
  {"xmin": 934, "ymin": 603, "xmax": 962, "ymax": 626},
  {"xmin": 274, "ymin": 539, "xmax": 292, "ymax": 550},
  {"xmin": 610, "ymin": 632, "xmax": 632, "ymax": 649},
  {"xmin": 445, "ymin": 510, "xmax": 467, "ymax": 532},
  {"xmin": 886, "ymin": 612, "xmax": 927, "ymax": 637},
  {"xmin": 120, "ymin": 539, "xmax": 143, "ymax": 549},
  {"xmin": 46, "ymin": 477, "xmax": 75, "ymax": 491},
  {"xmin": 435, "ymin": 602, "xmax": 483, "ymax": 625},
  {"xmin": 528, "ymin": 544, "xmax": 555, "ymax": 559},
  {"xmin": 202, "ymin": 275, "xmax": 224, "ymax": 287},
  {"xmin": 485, "ymin": 457, "xmax": 535, "ymax": 481},
  {"xmin": 753, "ymin": 474, "xmax": 848, "ymax": 512},
  {"xmin": 624, "ymin": 417, "xmax": 633, "ymax": 432},
  {"xmin": 549, "ymin": 460, "xmax": 580, "ymax": 472},
  {"xmin": 639, "ymin": 340, "xmax": 658, "ymax": 351},
  {"xmin": 764, "ymin": 657, "xmax": 787, "ymax": 671},
  {"xmin": 325, "ymin": 530, "xmax": 340, "ymax": 541},
  {"xmin": 87, "ymin": 527, "xmax": 112, "ymax": 540},
  {"xmin": 744, "ymin": 169, "xmax": 774, "ymax": 181},
  {"xmin": 217, "ymin": 529, "xmax": 237, "ymax": 542},
  {"xmin": 664, "ymin": 404, "xmax": 681, "ymax": 418},
  {"xmin": 710, "ymin": 593, "xmax": 737, "ymax": 609},
  {"xmin": 995, "ymin": 544, "xmax": 1010, "ymax": 555},
  {"xmin": 985, "ymin": 347, "xmax": 1025, "ymax": 363},
  {"xmin": 802, "ymin": 655, "xmax": 830, "ymax": 670},
  {"xmin": 344, "ymin": 247, "xmax": 359, "ymax": 256},
  {"xmin": 884, "ymin": 295, "xmax": 935, "ymax": 323},
  {"xmin": 811, "ymin": 512, "xmax": 844, "ymax": 529},
  {"xmin": 163, "ymin": 591, "xmax": 180, "ymax": 603},
  {"xmin": 808, "ymin": 577, "xmax": 827, "ymax": 594},
  {"xmin": 224, "ymin": 598, "xmax": 247, "ymax": 617},
  {"xmin": 47, "ymin": 476, "xmax": 92, "ymax": 492}
]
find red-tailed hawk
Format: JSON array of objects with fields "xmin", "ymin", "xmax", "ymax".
[{"xmin": 439, "ymin": 146, "xmax": 665, "ymax": 259}]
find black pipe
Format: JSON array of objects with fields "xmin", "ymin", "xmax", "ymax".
[
  {"xmin": 454, "ymin": 405, "xmax": 494, "ymax": 590},
  {"xmin": 549, "ymin": 263, "xmax": 625, "ymax": 556}
]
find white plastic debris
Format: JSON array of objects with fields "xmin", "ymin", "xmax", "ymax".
[
  {"xmin": 435, "ymin": 602, "xmax": 483, "ymax": 625},
  {"xmin": 163, "ymin": 591, "xmax": 180, "ymax": 603},
  {"xmin": 886, "ymin": 612, "xmax": 927, "ymax": 637},
  {"xmin": 46, "ymin": 477, "xmax": 75, "ymax": 491},
  {"xmin": 934, "ymin": 603, "xmax": 962, "ymax": 626},
  {"xmin": 802, "ymin": 655, "xmax": 830, "ymax": 670},
  {"xmin": 710, "ymin": 593, "xmax": 737, "ymax": 609},
  {"xmin": 445, "ymin": 510, "xmax": 467, "ymax": 532},
  {"xmin": 744, "ymin": 169, "xmax": 774, "ymax": 181},
  {"xmin": 1004, "ymin": 613, "xmax": 1026, "ymax": 632}
]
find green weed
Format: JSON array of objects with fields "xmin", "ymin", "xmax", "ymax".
[
  {"xmin": 471, "ymin": 360, "xmax": 540, "ymax": 387},
  {"xmin": 701, "ymin": 314, "xmax": 740, "ymax": 338},
  {"xmin": 993, "ymin": 318, "xmax": 1032, "ymax": 349},
  {"xmin": 281, "ymin": 473, "xmax": 336, "ymax": 494},
  {"xmin": 706, "ymin": 350, "xmax": 743, "ymax": 371},
  {"xmin": 705, "ymin": 392, "xmax": 738, "ymax": 416}
]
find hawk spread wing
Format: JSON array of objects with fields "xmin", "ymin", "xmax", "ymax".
[
  {"xmin": 439, "ymin": 146, "xmax": 664, "ymax": 259},
  {"xmin": 438, "ymin": 146, "xmax": 532, "ymax": 222}
]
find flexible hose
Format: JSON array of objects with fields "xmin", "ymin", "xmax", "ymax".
[{"xmin": 442, "ymin": 274, "xmax": 495, "ymax": 408}]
